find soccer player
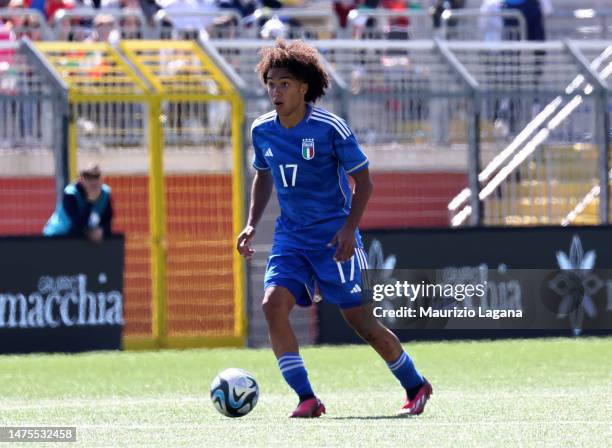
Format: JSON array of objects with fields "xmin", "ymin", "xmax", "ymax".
[{"xmin": 236, "ymin": 39, "xmax": 432, "ymax": 418}]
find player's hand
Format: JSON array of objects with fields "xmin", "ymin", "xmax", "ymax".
[
  {"xmin": 237, "ymin": 225, "xmax": 256, "ymax": 259},
  {"xmin": 87, "ymin": 227, "xmax": 103, "ymax": 244},
  {"xmin": 328, "ymin": 225, "xmax": 355, "ymax": 262}
]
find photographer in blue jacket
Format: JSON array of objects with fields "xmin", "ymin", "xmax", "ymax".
[{"xmin": 44, "ymin": 164, "xmax": 114, "ymax": 243}]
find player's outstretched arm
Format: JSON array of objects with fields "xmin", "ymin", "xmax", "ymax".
[
  {"xmin": 236, "ymin": 170, "xmax": 274, "ymax": 259},
  {"xmin": 329, "ymin": 167, "xmax": 373, "ymax": 262}
]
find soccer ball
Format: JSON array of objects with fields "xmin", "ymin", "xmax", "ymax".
[{"xmin": 210, "ymin": 368, "xmax": 259, "ymax": 417}]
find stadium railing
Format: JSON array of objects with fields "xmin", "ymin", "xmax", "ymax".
[
  {"xmin": 154, "ymin": 9, "xmax": 244, "ymax": 40},
  {"xmin": 51, "ymin": 8, "xmax": 153, "ymax": 41},
  {"xmin": 546, "ymin": 9, "xmax": 612, "ymax": 41},
  {"xmin": 440, "ymin": 9, "xmax": 526, "ymax": 41},
  {"xmin": 447, "ymin": 40, "xmax": 611, "ymax": 227},
  {"xmin": 344, "ymin": 8, "xmax": 525, "ymax": 42},
  {"xmin": 345, "ymin": 9, "xmax": 433, "ymax": 40},
  {"xmin": 0, "ymin": 39, "xmax": 67, "ymax": 236}
]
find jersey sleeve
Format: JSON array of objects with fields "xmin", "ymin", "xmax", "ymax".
[
  {"xmin": 251, "ymin": 127, "xmax": 270, "ymax": 171},
  {"xmin": 333, "ymin": 124, "xmax": 369, "ymax": 174}
]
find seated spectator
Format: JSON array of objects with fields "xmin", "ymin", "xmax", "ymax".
[
  {"xmin": 0, "ymin": 21, "xmax": 15, "ymax": 76},
  {"xmin": 334, "ymin": 1, "xmax": 358, "ymax": 29},
  {"xmin": 503, "ymin": 0, "xmax": 550, "ymax": 41},
  {"xmin": 43, "ymin": 164, "xmax": 114, "ymax": 243},
  {"xmin": 118, "ymin": 10, "xmax": 144, "ymax": 39},
  {"xmin": 155, "ymin": 0, "xmax": 218, "ymax": 39},
  {"xmin": 430, "ymin": 0, "xmax": 465, "ymax": 33},
  {"xmin": 480, "ymin": 0, "xmax": 503, "ymax": 41},
  {"xmin": 47, "ymin": 0, "xmax": 77, "ymax": 22},
  {"xmin": 88, "ymin": 13, "xmax": 119, "ymax": 42},
  {"xmin": 216, "ymin": 0, "xmax": 257, "ymax": 17},
  {"xmin": 381, "ymin": 0, "xmax": 409, "ymax": 39},
  {"xmin": 138, "ymin": 0, "xmax": 161, "ymax": 26},
  {"xmin": 0, "ymin": 19, "xmax": 16, "ymax": 43},
  {"xmin": 348, "ymin": 0, "xmax": 380, "ymax": 39}
]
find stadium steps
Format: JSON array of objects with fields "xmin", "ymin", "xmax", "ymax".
[{"xmin": 483, "ymin": 144, "xmax": 612, "ymax": 226}]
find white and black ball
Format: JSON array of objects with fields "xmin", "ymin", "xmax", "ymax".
[{"xmin": 210, "ymin": 368, "xmax": 259, "ymax": 417}]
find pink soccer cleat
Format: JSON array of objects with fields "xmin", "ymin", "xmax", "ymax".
[
  {"xmin": 398, "ymin": 380, "xmax": 433, "ymax": 416},
  {"xmin": 289, "ymin": 397, "xmax": 326, "ymax": 418}
]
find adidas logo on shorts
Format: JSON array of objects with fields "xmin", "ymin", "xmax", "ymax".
[
  {"xmin": 264, "ymin": 148, "xmax": 274, "ymax": 157},
  {"xmin": 350, "ymin": 284, "xmax": 362, "ymax": 294}
]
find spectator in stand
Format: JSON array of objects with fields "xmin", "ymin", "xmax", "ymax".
[
  {"xmin": 101, "ymin": 0, "xmax": 141, "ymax": 8},
  {"xmin": 215, "ymin": 0, "xmax": 296, "ymax": 20},
  {"xmin": 118, "ymin": 11, "xmax": 144, "ymax": 39},
  {"xmin": 381, "ymin": 0, "xmax": 409, "ymax": 40},
  {"xmin": 217, "ymin": 0, "xmax": 257, "ymax": 17},
  {"xmin": 0, "ymin": 19, "xmax": 15, "ymax": 41},
  {"xmin": 480, "ymin": 0, "xmax": 503, "ymax": 41},
  {"xmin": 345, "ymin": 0, "xmax": 409, "ymax": 40},
  {"xmin": 250, "ymin": 0, "xmax": 311, "ymax": 39},
  {"xmin": 334, "ymin": 1, "xmax": 357, "ymax": 29},
  {"xmin": 213, "ymin": 0, "xmax": 258, "ymax": 37},
  {"xmin": 4, "ymin": 0, "xmax": 46, "ymax": 41},
  {"xmin": 46, "ymin": 0, "xmax": 77, "ymax": 22},
  {"xmin": 430, "ymin": 0, "xmax": 465, "ymax": 39},
  {"xmin": 88, "ymin": 13, "xmax": 119, "ymax": 42},
  {"xmin": 154, "ymin": 0, "xmax": 218, "ymax": 39},
  {"xmin": 137, "ymin": 0, "xmax": 161, "ymax": 26},
  {"xmin": 502, "ymin": 0, "xmax": 552, "ymax": 41},
  {"xmin": 348, "ymin": 0, "xmax": 380, "ymax": 39},
  {"xmin": 96, "ymin": 0, "xmax": 143, "ymax": 39}
]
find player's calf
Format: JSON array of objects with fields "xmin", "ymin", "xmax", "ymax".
[
  {"xmin": 341, "ymin": 304, "xmax": 431, "ymax": 415},
  {"xmin": 261, "ymin": 286, "xmax": 299, "ymax": 357}
]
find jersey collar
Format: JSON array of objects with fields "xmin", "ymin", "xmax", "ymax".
[{"xmin": 274, "ymin": 103, "xmax": 313, "ymax": 130}]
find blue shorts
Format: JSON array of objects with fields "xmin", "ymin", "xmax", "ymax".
[{"xmin": 264, "ymin": 245, "xmax": 369, "ymax": 309}]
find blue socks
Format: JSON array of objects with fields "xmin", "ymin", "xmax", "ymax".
[
  {"xmin": 278, "ymin": 352, "xmax": 315, "ymax": 401},
  {"xmin": 277, "ymin": 351, "xmax": 421, "ymax": 402},
  {"xmin": 387, "ymin": 350, "xmax": 424, "ymax": 391}
]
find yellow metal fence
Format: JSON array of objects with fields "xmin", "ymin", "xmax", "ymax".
[{"xmin": 35, "ymin": 40, "xmax": 246, "ymax": 349}]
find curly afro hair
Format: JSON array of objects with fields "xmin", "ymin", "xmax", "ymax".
[{"xmin": 255, "ymin": 39, "xmax": 331, "ymax": 103}]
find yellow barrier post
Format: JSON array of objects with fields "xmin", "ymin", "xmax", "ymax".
[
  {"xmin": 148, "ymin": 95, "xmax": 168, "ymax": 348},
  {"xmin": 231, "ymin": 94, "xmax": 247, "ymax": 343}
]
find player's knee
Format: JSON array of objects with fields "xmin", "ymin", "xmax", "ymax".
[
  {"xmin": 345, "ymin": 317, "xmax": 375, "ymax": 342},
  {"xmin": 355, "ymin": 326, "xmax": 377, "ymax": 344},
  {"xmin": 261, "ymin": 290, "xmax": 291, "ymax": 323},
  {"xmin": 350, "ymin": 320, "xmax": 391, "ymax": 346}
]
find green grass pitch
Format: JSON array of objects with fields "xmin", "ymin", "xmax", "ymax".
[{"xmin": 2, "ymin": 337, "xmax": 611, "ymax": 447}]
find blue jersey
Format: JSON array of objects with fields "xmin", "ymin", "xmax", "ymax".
[{"xmin": 251, "ymin": 104, "xmax": 369, "ymax": 249}]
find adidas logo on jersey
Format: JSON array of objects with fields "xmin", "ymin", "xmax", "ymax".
[
  {"xmin": 265, "ymin": 148, "xmax": 274, "ymax": 157},
  {"xmin": 350, "ymin": 284, "xmax": 362, "ymax": 294}
]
